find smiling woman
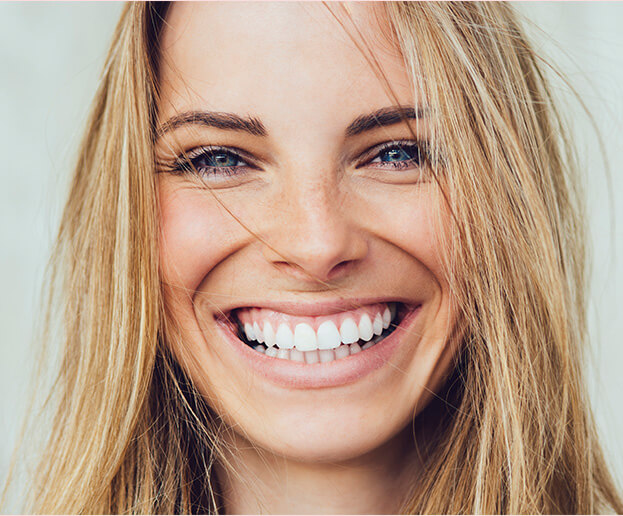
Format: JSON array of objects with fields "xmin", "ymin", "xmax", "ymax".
[{"xmin": 6, "ymin": 2, "xmax": 623, "ymax": 514}]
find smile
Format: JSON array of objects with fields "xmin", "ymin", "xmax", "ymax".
[
  {"xmin": 213, "ymin": 300, "xmax": 416, "ymax": 365},
  {"xmin": 232, "ymin": 302, "xmax": 401, "ymax": 364},
  {"xmin": 214, "ymin": 301, "xmax": 421, "ymax": 388}
]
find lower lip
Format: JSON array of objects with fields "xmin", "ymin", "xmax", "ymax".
[{"xmin": 215, "ymin": 305, "xmax": 421, "ymax": 389}]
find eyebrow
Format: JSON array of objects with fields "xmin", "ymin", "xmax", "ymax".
[
  {"xmin": 156, "ymin": 105, "xmax": 425, "ymax": 139},
  {"xmin": 345, "ymin": 105, "xmax": 426, "ymax": 136},
  {"xmin": 156, "ymin": 111, "xmax": 267, "ymax": 137}
]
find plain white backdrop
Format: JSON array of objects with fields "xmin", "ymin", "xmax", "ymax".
[{"xmin": 1, "ymin": 2, "xmax": 622, "ymax": 500}]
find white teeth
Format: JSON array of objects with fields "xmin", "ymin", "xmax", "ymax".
[
  {"xmin": 290, "ymin": 349, "xmax": 305, "ymax": 362},
  {"xmin": 350, "ymin": 343, "xmax": 362, "ymax": 354},
  {"xmin": 265, "ymin": 347, "xmax": 278, "ymax": 358},
  {"xmin": 244, "ymin": 323, "xmax": 256, "ymax": 341},
  {"xmin": 304, "ymin": 350, "xmax": 319, "ymax": 364},
  {"xmin": 275, "ymin": 323, "xmax": 294, "ymax": 349},
  {"xmin": 263, "ymin": 321, "xmax": 276, "ymax": 347},
  {"xmin": 382, "ymin": 307, "xmax": 391, "ymax": 329},
  {"xmin": 339, "ymin": 318, "xmax": 359, "ymax": 344},
  {"xmin": 361, "ymin": 341, "xmax": 374, "ymax": 350},
  {"xmin": 318, "ymin": 349, "xmax": 335, "ymax": 363},
  {"xmin": 253, "ymin": 344, "xmax": 265, "ymax": 354},
  {"xmin": 358, "ymin": 314, "xmax": 373, "ymax": 342},
  {"xmin": 316, "ymin": 320, "xmax": 341, "ymax": 350},
  {"xmin": 253, "ymin": 321, "xmax": 263, "ymax": 343},
  {"xmin": 334, "ymin": 344, "xmax": 350, "ymax": 359},
  {"xmin": 242, "ymin": 302, "xmax": 399, "ymax": 351},
  {"xmin": 294, "ymin": 323, "xmax": 317, "ymax": 351},
  {"xmin": 373, "ymin": 313, "xmax": 383, "ymax": 335},
  {"xmin": 277, "ymin": 348, "xmax": 289, "ymax": 360}
]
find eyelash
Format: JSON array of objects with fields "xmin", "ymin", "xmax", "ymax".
[
  {"xmin": 358, "ymin": 140, "xmax": 429, "ymax": 171},
  {"xmin": 168, "ymin": 145, "xmax": 258, "ymax": 178},
  {"xmin": 165, "ymin": 140, "xmax": 430, "ymax": 179}
]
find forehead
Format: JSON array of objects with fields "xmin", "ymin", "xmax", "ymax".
[{"xmin": 157, "ymin": 2, "xmax": 417, "ymax": 128}]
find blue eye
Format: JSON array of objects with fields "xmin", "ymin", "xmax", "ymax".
[
  {"xmin": 202, "ymin": 150, "xmax": 241, "ymax": 168},
  {"xmin": 174, "ymin": 146, "xmax": 253, "ymax": 177},
  {"xmin": 379, "ymin": 147, "xmax": 415, "ymax": 163},
  {"xmin": 369, "ymin": 142, "xmax": 424, "ymax": 169}
]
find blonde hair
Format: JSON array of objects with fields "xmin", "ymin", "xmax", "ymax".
[{"xmin": 5, "ymin": 2, "xmax": 622, "ymax": 513}]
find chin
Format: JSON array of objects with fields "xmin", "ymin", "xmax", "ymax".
[{"xmin": 236, "ymin": 411, "xmax": 411, "ymax": 464}]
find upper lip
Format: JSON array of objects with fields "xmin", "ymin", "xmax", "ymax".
[{"xmin": 213, "ymin": 297, "xmax": 418, "ymax": 319}]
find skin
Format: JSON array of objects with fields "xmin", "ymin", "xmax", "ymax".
[{"xmin": 156, "ymin": 3, "xmax": 458, "ymax": 513}]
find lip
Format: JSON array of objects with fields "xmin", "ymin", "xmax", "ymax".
[
  {"xmin": 214, "ymin": 301, "xmax": 422, "ymax": 389},
  {"xmin": 213, "ymin": 297, "xmax": 418, "ymax": 318}
]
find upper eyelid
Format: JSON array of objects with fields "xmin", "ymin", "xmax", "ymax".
[
  {"xmin": 356, "ymin": 140, "xmax": 427, "ymax": 164},
  {"xmin": 180, "ymin": 145, "xmax": 255, "ymax": 163}
]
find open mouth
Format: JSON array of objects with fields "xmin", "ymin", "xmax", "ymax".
[{"xmin": 221, "ymin": 302, "xmax": 411, "ymax": 364}]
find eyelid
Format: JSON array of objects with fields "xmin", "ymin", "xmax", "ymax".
[
  {"xmin": 179, "ymin": 144, "xmax": 258, "ymax": 166},
  {"xmin": 355, "ymin": 139, "xmax": 428, "ymax": 167}
]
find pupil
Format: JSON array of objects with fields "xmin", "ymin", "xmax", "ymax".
[
  {"xmin": 382, "ymin": 147, "xmax": 412, "ymax": 162},
  {"xmin": 209, "ymin": 152, "xmax": 236, "ymax": 167}
]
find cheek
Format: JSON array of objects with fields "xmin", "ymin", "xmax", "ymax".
[
  {"xmin": 364, "ymin": 185, "xmax": 457, "ymax": 374},
  {"xmin": 158, "ymin": 180, "xmax": 242, "ymax": 296},
  {"xmin": 363, "ymin": 184, "xmax": 450, "ymax": 286}
]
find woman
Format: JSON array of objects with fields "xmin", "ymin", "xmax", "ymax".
[{"xmin": 8, "ymin": 2, "xmax": 623, "ymax": 513}]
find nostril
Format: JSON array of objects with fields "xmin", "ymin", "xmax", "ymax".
[{"xmin": 327, "ymin": 260, "xmax": 354, "ymax": 280}]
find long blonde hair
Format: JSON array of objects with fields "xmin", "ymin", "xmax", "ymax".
[{"xmin": 5, "ymin": 2, "xmax": 622, "ymax": 513}]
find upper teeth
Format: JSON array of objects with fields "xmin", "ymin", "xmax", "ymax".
[{"xmin": 237, "ymin": 303, "xmax": 397, "ymax": 352}]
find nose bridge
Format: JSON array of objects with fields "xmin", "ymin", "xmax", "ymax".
[
  {"xmin": 264, "ymin": 167, "xmax": 367, "ymax": 282},
  {"xmin": 293, "ymin": 173, "xmax": 339, "ymax": 233}
]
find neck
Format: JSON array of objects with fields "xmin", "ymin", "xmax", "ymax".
[{"xmin": 215, "ymin": 424, "xmax": 418, "ymax": 514}]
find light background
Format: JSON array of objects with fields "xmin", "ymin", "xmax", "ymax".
[{"xmin": 1, "ymin": 1, "xmax": 622, "ymax": 502}]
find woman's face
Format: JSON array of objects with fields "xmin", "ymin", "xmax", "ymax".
[{"xmin": 156, "ymin": 2, "xmax": 457, "ymax": 463}]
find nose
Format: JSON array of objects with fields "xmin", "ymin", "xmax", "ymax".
[{"xmin": 261, "ymin": 177, "xmax": 368, "ymax": 284}]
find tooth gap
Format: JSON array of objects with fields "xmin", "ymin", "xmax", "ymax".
[{"xmin": 238, "ymin": 327, "xmax": 258, "ymax": 348}]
